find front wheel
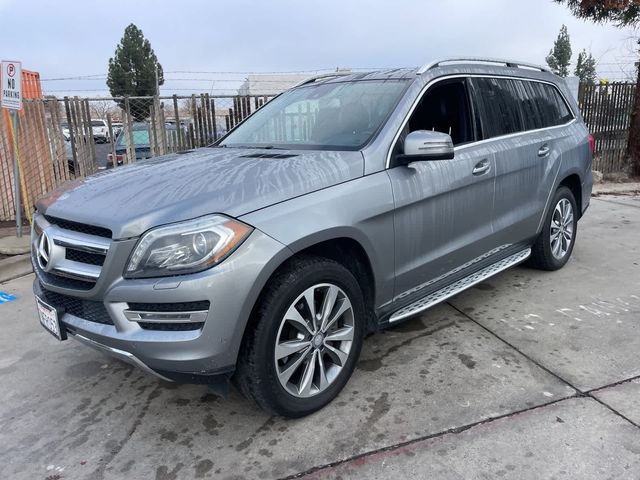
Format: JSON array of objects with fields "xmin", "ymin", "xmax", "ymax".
[
  {"xmin": 234, "ymin": 256, "xmax": 365, "ymax": 417},
  {"xmin": 528, "ymin": 186, "xmax": 578, "ymax": 271}
]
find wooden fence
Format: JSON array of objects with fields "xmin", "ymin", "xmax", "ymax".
[
  {"xmin": 578, "ymin": 82, "xmax": 637, "ymax": 174},
  {"xmin": 0, "ymin": 101, "xmax": 71, "ymax": 223}
]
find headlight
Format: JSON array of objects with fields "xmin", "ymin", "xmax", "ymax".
[{"xmin": 124, "ymin": 215, "xmax": 253, "ymax": 278}]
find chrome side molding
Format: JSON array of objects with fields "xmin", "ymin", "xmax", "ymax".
[{"xmin": 389, "ymin": 248, "xmax": 531, "ymax": 323}]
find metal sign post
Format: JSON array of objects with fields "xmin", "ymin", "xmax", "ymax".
[{"xmin": 2, "ymin": 60, "xmax": 23, "ymax": 237}]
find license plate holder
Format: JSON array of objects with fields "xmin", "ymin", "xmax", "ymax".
[{"xmin": 36, "ymin": 296, "xmax": 67, "ymax": 341}]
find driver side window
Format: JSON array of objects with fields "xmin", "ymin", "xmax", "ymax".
[{"xmin": 396, "ymin": 78, "xmax": 476, "ymax": 156}]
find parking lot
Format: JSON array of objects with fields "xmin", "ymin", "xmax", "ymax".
[{"xmin": 1, "ymin": 195, "xmax": 639, "ymax": 480}]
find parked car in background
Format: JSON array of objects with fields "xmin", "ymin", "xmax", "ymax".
[
  {"xmin": 111, "ymin": 122, "xmax": 124, "ymax": 138},
  {"xmin": 107, "ymin": 123, "xmax": 180, "ymax": 165},
  {"xmin": 91, "ymin": 119, "xmax": 110, "ymax": 143},
  {"xmin": 32, "ymin": 58, "xmax": 593, "ymax": 417}
]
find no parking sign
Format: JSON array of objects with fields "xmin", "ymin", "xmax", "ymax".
[{"xmin": 2, "ymin": 60, "xmax": 22, "ymax": 111}]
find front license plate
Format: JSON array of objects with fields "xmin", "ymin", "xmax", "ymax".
[{"xmin": 36, "ymin": 296, "xmax": 67, "ymax": 341}]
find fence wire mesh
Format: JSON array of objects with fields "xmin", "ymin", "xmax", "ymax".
[
  {"xmin": 0, "ymin": 93, "xmax": 274, "ymax": 221},
  {"xmin": 0, "ymin": 82, "xmax": 638, "ymax": 223}
]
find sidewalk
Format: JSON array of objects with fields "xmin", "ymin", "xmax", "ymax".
[{"xmin": 592, "ymin": 181, "xmax": 640, "ymax": 196}]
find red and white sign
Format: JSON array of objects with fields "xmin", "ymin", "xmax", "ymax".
[{"xmin": 2, "ymin": 60, "xmax": 22, "ymax": 111}]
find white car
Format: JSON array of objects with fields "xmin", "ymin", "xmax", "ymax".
[{"xmin": 91, "ymin": 119, "xmax": 110, "ymax": 143}]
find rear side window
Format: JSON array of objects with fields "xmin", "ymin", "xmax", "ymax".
[
  {"xmin": 470, "ymin": 78, "xmax": 523, "ymax": 139},
  {"xmin": 512, "ymin": 80, "xmax": 573, "ymax": 129}
]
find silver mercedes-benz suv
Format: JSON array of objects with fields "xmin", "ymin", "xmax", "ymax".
[{"xmin": 32, "ymin": 58, "xmax": 593, "ymax": 417}]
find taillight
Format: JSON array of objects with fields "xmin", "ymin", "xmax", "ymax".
[{"xmin": 588, "ymin": 134, "xmax": 595, "ymax": 156}]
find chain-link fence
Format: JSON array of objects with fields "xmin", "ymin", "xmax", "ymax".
[
  {"xmin": 2, "ymin": 81, "xmax": 639, "ymax": 223},
  {"xmin": 0, "ymin": 93, "xmax": 275, "ymax": 221}
]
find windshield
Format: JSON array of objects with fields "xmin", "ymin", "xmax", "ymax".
[
  {"xmin": 91, "ymin": 121, "xmax": 105, "ymax": 127},
  {"xmin": 220, "ymin": 80, "xmax": 408, "ymax": 150},
  {"xmin": 117, "ymin": 129, "xmax": 150, "ymax": 147}
]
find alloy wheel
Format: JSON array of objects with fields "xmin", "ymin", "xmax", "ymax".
[
  {"xmin": 550, "ymin": 198, "xmax": 574, "ymax": 259},
  {"xmin": 274, "ymin": 283, "xmax": 355, "ymax": 398}
]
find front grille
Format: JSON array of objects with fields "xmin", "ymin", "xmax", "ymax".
[
  {"xmin": 45, "ymin": 215, "xmax": 112, "ymax": 239},
  {"xmin": 128, "ymin": 301, "xmax": 210, "ymax": 312},
  {"xmin": 33, "ymin": 251, "xmax": 96, "ymax": 291},
  {"xmin": 34, "ymin": 213, "xmax": 112, "ymax": 290},
  {"xmin": 65, "ymin": 248, "xmax": 105, "ymax": 266},
  {"xmin": 36, "ymin": 283, "xmax": 113, "ymax": 325}
]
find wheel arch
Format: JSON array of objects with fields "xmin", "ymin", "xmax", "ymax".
[
  {"xmin": 558, "ymin": 173, "xmax": 583, "ymax": 219},
  {"xmin": 236, "ymin": 233, "xmax": 379, "ymax": 368}
]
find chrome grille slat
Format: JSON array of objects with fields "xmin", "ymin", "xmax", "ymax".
[{"xmin": 33, "ymin": 213, "xmax": 111, "ymax": 289}]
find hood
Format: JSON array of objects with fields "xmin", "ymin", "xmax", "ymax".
[{"xmin": 38, "ymin": 147, "xmax": 364, "ymax": 239}]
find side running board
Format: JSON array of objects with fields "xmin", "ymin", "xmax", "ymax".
[{"xmin": 389, "ymin": 248, "xmax": 531, "ymax": 323}]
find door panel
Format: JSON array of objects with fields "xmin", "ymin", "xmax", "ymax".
[
  {"xmin": 388, "ymin": 143, "xmax": 496, "ymax": 299},
  {"xmin": 491, "ymin": 130, "xmax": 561, "ymax": 245}
]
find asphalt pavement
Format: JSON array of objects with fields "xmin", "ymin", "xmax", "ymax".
[{"xmin": 0, "ymin": 196, "xmax": 638, "ymax": 480}]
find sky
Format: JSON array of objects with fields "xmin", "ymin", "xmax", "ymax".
[{"xmin": 0, "ymin": 0, "xmax": 638, "ymax": 97}]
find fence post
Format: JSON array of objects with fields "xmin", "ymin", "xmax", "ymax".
[
  {"xmin": 173, "ymin": 95, "xmax": 183, "ymax": 150},
  {"xmin": 124, "ymin": 97, "xmax": 136, "ymax": 164},
  {"xmin": 106, "ymin": 113, "xmax": 117, "ymax": 168}
]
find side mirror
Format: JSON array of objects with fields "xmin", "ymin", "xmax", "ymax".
[{"xmin": 395, "ymin": 130, "xmax": 454, "ymax": 166}]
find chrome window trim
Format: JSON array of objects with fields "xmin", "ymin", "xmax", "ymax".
[{"xmin": 385, "ymin": 74, "xmax": 577, "ymax": 169}]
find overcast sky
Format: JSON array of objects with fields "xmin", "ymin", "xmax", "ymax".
[{"xmin": 1, "ymin": 0, "xmax": 638, "ymax": 96}]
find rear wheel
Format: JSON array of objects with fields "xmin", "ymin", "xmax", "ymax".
[
  {"xmin": 528, "ymin": 186, "xmax": 577, "ymax": 271},
  {"xmin": 234, "ymin": 256, "xmax": 365, "ymax": 417}
]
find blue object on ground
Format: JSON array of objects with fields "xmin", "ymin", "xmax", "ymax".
[{"xmin": 0, "ymin": 292, "xmax": 17, "ymax": 304}]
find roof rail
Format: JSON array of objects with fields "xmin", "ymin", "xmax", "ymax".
[
  {"xmin": 417, "ymin": 57, "xmax": 550, "ymax": 75},
  {"xmin": 293, "ymin": 72, "xmax": 353, "ymax": 88}
]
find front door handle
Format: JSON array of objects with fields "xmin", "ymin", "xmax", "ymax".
[
  {"xmin": 538, "ymin": 145, "xmax": 550, "ymax": 157},
  {"xmin": 472, "ymin": 159, "xmax": 491, "ymax": 175}
]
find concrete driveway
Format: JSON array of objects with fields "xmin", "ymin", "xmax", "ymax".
[{"xmin": 0, "ymin": 196, "xmax": 638, "ymax": 480}]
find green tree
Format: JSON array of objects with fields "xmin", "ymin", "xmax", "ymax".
[
  {"xmin": 555, "ymin": 0, "xmax": 640, "ymax": 175},
  {"xmin": 575, "ymin": 49, "xmax": 597, "ymax": 84},
  {"xmin": 546, "ymin": 25, "xmax": 573, "ymax": 77},
  {"xmin": 107, "ymin": 24, "xmax": 164, "ymax": 121}
]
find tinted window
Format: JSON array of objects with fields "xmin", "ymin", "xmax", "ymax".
[
  {"xmin": 407, "ymin": 80, "xmax": 474, "ymax": 146},
  {"xmin": 512, "ymin": 80, "xmax": 546, "ymax": 130},
  {"xmin": 542, "ymin": 83, "xmax": 573, "ymax": 126},
  {"xmin": 471, "ymin": 78, "xmax": 523, "ymax": 139},
  {"xmin": 513, "ymin": 80, "xmax": 573, "ymax": 129}
]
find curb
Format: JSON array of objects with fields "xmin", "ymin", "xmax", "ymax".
[{"xmin": 0, "ymin": 254, "xmax": 33, "ymax": 284}]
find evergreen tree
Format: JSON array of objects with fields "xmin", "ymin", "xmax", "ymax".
[
  {"xmin": 555, "ymin": 0, "xmax": 640, "ymax": 175},
  {"xmin": 575, "ymin": 49, "xmax": 597, "ymax": 84},
  {"xmin": 546, "ymin": 25, "xmax": 573, "ymax": 77},
  {"xmin": 107, "ymin": 24, "xmax": 164, "ymax": 121}
]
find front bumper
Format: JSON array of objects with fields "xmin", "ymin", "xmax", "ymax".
[{"xmin": 33, "ymin": 228, "xmax": 291, "ymax": 382}]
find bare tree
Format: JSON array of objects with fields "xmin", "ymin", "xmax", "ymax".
[{"xmin": 89, "ymin": 99, "xmax": 117, "ymax": 120}]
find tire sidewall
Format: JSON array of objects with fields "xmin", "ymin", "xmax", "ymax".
[
  {"xmin": 252, "ymin": 260, "xmax": 365, "ymax": 417},
  {"xmin": 542, "ymin": 186, "xmax": 578, "ymax": 269}
]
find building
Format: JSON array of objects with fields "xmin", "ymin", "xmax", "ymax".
[{"xmin": 237, "ymin": 69, "xmax": 351, "ymax": 96}]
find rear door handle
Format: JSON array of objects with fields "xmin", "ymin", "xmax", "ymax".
[
  {"xmin": 472, "ymin": 159, "xmax": 491, "ymax": 175},
  {"xmin": 538, "ymin": 145, "xmax": 550, "ymax": 157}
]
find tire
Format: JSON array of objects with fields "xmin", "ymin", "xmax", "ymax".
[
  {"xmin": 528, "ymin": 186, "xmax": 578, "ymax": 271},
  {"xmin": 234, "ymin": 255, "xmax": 365, "ymax": 417}
]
